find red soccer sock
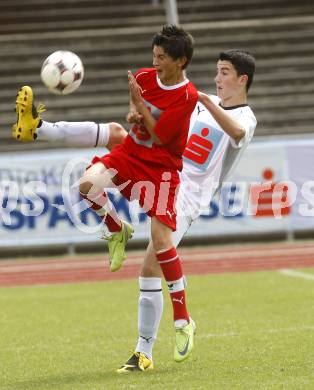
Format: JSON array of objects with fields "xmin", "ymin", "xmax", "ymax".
[
  {"xmin": 80, "ymin": 191, "xmax": 122, "ymax": 232},
  {"xmin": 170, "ymin": 290, "xmax": 189, "ymax": 323},
  {"xmin": 156, "ymin": 247, "xmax": 189, "ymax": 322},
  {"xmin": 103, "ymin": 213, "xmax": 122, "ymax": 232}
]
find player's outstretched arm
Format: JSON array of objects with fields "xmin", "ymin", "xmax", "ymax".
[
  {"xmin": 128, "ymin": 71, "xmax": 161, "ymax": 145},
  {"xmin": 198, "ymin": 92, "xmax": 246, "ymax": 145}
]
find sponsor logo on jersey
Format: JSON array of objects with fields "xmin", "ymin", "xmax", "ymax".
[{"xmin": 183, "ymin": 120, "xmax": 224, "ymax": 170}]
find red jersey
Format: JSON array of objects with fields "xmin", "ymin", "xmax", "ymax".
[{"xmin": 123, "ymin": 68, "xmax": 198, "ymax": 171}]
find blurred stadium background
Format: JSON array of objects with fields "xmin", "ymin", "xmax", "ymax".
[
  {"xmin": 1, "ymin": 0, "xmax": 314, "ymax": 151},
  {"xmin": 1, "ymin": 3, "xmax": 314, "ymax": 389},
  {"xmin": 1, "ymin": 0, "xmax": 314, "ymax": 256}
]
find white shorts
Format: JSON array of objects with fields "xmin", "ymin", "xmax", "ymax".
[
  {"xmin": 172, "ymin": 171, "xmax": 214, "ymax": 247},
  {"xmin": 171, "ymin": 186, "xmax": 201, "ymax": 247},
  {"xmin": 172, "ymin": 212, "xmax": 194, "ymax": 247}
]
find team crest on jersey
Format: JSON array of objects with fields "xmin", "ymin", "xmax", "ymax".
[
  {"xmin": 143, "ymin": 99, "xmax": 162, "ymax": 120},
  {"xmin": 183, "ymin": 120, "xmax": 224, "ymax": 171},
  {"xmin": 129, "ymin": 99, "xmax": 163, "ymax": 147}
]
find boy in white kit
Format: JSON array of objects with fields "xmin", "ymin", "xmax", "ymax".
[{"xmin": 12, "ymin": 49, "xmax": 256, "ymax": 372}]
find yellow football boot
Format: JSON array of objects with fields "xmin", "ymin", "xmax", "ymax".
[
  {"xmin": 117, "ymin": 352, "xmax": 153, "ymax": 373},
  {"xmin": 101, "ymin": 220, "xmax": 134, "ymax": 272},
  {"xmin": 174, "ymin": 318, "xmax": 196, "ymax": 362},
  {"xmin": 13, "ymin": 86, "xmax": 45, "ymax": 142}
]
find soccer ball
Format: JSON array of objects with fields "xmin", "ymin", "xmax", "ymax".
[{"xmin": 40, "ymin": 50, "xmax": 84, "ymax": 95}]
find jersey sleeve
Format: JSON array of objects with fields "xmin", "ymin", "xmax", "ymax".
[
  {"xmin": 229, "ymin": 111, "xmax": 257, "ymax": 149},
  {"xmin": 134, "ymin": 68, "xmax": 151, "ymax": 88},
  {"xmin": 153, "ymin": 96, "xmax": 197, "ymax": 144}
]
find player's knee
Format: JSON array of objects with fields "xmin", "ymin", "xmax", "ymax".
[
  {"xmin": 140, "ymin": 262, "xmax": 161, "ymax": 277},
  {"xmin": 79, "ymin": 170, "xmax": 96, "ymax": 197},
  {"xmin": 140, "ymin": 264, "xmax": 155, "ymax": 277},
  {"xmin": 79, "ymin": 162, "xmax": 109, "ymax": 197},
  {"xmin": 79, "ymin": 179, "xmax": 93, "ymax": 197},
  {"xmin": 151, "ymin": 223, "xmax": 173, "ymax": 252},
  {"xmin": 151, "ymin": 235, "xmax": 171, "ymax": 253},
  {"xmin": 108, "ymin": 122, "xmax": 127, "ymax": 148}
]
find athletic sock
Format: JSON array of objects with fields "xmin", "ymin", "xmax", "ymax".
[
  {"xmin": 98, "ymin": 123, "xmax": 110, "ymax": 146},
  {"xmin": 80, "ymin": 191, "xmax": 121, "ymax": 232},
  {"xmin": 37, "ymin": 121, "xmax": 110, "ymax": 147},
  {"xmin": 103, "ymin": 213, "xmax": 122, "ymax": 232},
  {"xmin": 135, "ymin": 277, "xmax": 163, "ymax": 360},
  {"xmin": 156, "ymin": 247, "xmax": 189, "ymax": 323}
]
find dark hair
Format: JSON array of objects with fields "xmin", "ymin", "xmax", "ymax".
[
  {"xmin": 218, "ymin": 49, "xmax": 255, "ymax": 92},
  {"xmin": 152, "ymin": 25, "xmax": 194, "ymax": 69}
]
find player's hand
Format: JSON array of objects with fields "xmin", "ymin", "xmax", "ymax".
[
  {"xmin": 197, "ymin": 91, "xmax": 210, "ymax": 104},
  {"xmin": 126, "ymin": 110, "xmax": 143, "ymax": 124},
  {"xmin": 128, "ymin": 71, "xmax": 143, "ymax": 109}
]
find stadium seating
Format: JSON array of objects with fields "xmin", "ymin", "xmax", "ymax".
[{"xmin": 1, "ymin": 0, "xmax": 314, "ymax": 151}]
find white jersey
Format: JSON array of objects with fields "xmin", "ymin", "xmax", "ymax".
[{"xmin": 177, "ymin": 95, "xmax": 257, "ymax": 220}]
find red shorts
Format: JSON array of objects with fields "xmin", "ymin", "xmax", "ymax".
[{"xmin": 91, "ymin": 144, "xmax": 180, "ymax": 231}]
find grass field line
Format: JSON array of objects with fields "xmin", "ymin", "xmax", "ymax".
[
  {"xmin": 1, "ymin": 246, "xmax": 314, "ymax": 274},
  {"xmin": 202, "ymin": 325, "xmax": 314, "ymax": 339},
  {"xmin": 279, "ymin": 268, "xmax": 314, "ymax": 281},
  {"xmin": 2, "ymin": 326, "xmax": 314, "ymax": 353}
]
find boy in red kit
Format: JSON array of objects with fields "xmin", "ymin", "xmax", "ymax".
[{"xmin": 79, "ymin": 25, "xmax": 198, "ymax": 366}]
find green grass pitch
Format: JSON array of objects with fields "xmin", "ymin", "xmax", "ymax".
[{"xmin": 1, "ymin": 269, "xmax": 314, "ymax": 390}]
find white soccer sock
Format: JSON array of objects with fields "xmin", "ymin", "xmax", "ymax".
[
  {"xmin": 135, "ymin": 277, "xmax": 163, "ymax": 360},
  {"xmin": 37, "ymin": 121, "xmax": 110, "ymax": 147}
]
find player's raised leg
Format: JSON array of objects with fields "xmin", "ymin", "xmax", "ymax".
[
  {"xmin": 37, "ymin": 120, "xmax": 126, "ymax": 149},
  {"xmin": 13, "ymin": 86, "xmax": 127, "ymax": 148},
  {"xmin": 79, "ymin": 162, "xmax": 134, "ymax": 272}
]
